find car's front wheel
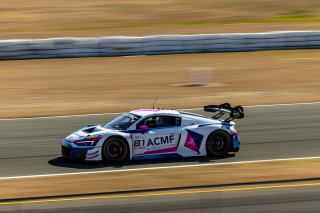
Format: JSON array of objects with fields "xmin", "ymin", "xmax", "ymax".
[
  {"xmin": 206, "ymin": 131, "xmax": 231, "ymax": 156},
  {"xmin": 102, "ymin": 137, "xmax": 128, "ymax": 162}
]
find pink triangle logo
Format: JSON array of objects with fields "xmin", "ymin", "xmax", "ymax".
[{"xmin": 184, "ymin": 132, "xmax": 200, "ymax": 154}]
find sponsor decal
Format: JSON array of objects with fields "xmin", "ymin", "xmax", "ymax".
[
  {"xmin": 134, "ymin": 135, "xmax": 175, "ymax": 147},
  {"xmin": 184, "ymin": 130, "xmax": 203, "ymax": 154},
  {"xmin": 133, "ymin": 135, "xmax": 176, "ymax": 153}
]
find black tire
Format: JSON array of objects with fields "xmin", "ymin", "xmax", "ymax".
[
  {"xmin": 102, "ymin": 137, "xmax": 128, "ymax": 162},
  {"xmin": 206, "ymin": 131, "xmax": 232, "ymax": 156}
]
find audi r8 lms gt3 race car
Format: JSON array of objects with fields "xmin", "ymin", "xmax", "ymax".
[{"xmin": 61, "ymin": 103, "xmax": 244, "ymax": 162}]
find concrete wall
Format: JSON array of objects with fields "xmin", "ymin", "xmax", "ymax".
[{"xmin": 1, "ymin": 31, "xmax": 320, "ymax": 60}]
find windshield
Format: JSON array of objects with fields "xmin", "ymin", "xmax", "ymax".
[{"xmin": 104, "ymin": 113, "xmax": 141, "ymax": 130}]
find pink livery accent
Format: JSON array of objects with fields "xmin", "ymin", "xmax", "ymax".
[
  {"xmin": 184, "ymin": 132, "xmax": 200, "ymax": 154},
  {"xmin": 138, "ymin": 147, "xmax": 177, "ymax": 155},
  {"xmin": 86, "ymin": 153, "xmax": 99, "ymax": 160},
  {"xmin": 85, "ymin": 150, "xmax": 99, "ymax": 156},
  {"xmin": 139, "ymin": 125, "xmax": 149, "ymax": 130},
  {"xmin": 135, "ymin": 109, "xmax": 162, "ymax": 112}
]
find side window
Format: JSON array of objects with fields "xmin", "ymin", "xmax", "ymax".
[
  {"xmin": 136, "ymin": 116, "xmax": 181, "ymax": 129},
  {"xmin": 136, "ymin": 116, "xmax": 157, "ymax": 129},
  {"xmin": 159, "ymin": 116, "xmax": 181, "ymax": 127},
  {"xmin": 174, "ymin": 117, "xmax": 181, "ymax": 126}
]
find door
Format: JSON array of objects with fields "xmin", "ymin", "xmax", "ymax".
[{"xmin": 132, "ymin": 116, "xmax": 181, "ymax": 157}]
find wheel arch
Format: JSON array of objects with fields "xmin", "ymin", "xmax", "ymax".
[
  {"xmin": 207, "ymin": 129, "xmax": 232, "ymax": 141},
  {"xmin": 205, "ymin": 129, "xmax": 233, "ymax": 154},
  {"xmin": 102, "ymin": 135, "xmax": 130, "ymax": 160}
]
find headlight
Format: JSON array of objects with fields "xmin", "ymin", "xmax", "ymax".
[{"xmin": 74, "ymin": 140, "xmax": 98, "ymax": 146}]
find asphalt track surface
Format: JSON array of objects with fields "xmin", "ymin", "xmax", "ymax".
[
  {"xmin": 0, "ymin": 103, "xmax": 319, "ymax": 177},
  {"xmin": 1, "ymin": 183, "xmax": 320, "ymax": 212}
]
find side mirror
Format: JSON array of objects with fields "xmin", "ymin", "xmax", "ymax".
[{"xmin": 139, "ymin": 125, "xmax": 149, "ymax": 133}]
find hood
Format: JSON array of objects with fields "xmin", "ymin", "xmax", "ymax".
[{"xmin": 65, "ymin": 125, "xmax": 118, "ymax": 143}]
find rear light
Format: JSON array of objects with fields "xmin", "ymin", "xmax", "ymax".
[{"xmin": 233, "ymin": 126, "xmax": 238, "ymax": 133}]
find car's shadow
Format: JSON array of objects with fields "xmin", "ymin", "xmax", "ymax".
[{"xmin": 48, "ymin": 154, "xmax": 235, "ymax": 170}]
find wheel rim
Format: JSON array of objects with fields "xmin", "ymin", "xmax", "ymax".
[
  {"xmin": 211, "ymin": 135, "xmax": 225, "ymax": 152},
  {"xmin": 106, "ymin": 140, "xmax": 124, "ymax": 158}
]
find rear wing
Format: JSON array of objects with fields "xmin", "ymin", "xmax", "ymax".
[{"xmin": 203, "ymin": 103, "xmax": 244, "ymax": 122}]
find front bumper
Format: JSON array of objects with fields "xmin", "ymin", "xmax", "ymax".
[{"xmin": 61, "ymin": 142, "xmax": 101, "ymax": 161}]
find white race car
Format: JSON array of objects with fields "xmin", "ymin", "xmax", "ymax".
[{"xmin": 61, "ymin": 103, "xmax": 244, "ymax": 162}]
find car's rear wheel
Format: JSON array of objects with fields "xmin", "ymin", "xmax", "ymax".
[
  {"xmin": 102, "ymin": 137, "xmax": 128, "ymax": 162},
  {"xmin": 206, "ymin": 131, "xmax": 231, "ymax": 156}
]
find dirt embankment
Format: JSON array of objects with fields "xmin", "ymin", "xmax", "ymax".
[
  {"xmin": 0, "ymin": 49, "xmax": 319, "ymax": 118},
  {"xmin": 1, "ymin": 158, "xmax": 319, "ymax": 200},
  {"xmin": 0, "ymin": 0, "xmax": 320, "ymax": 39}
]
